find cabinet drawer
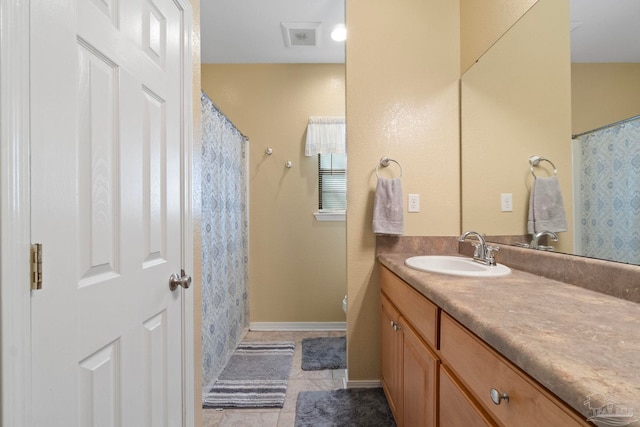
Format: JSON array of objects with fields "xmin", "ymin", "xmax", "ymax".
[
  {"xmin": 440, "ymin": 365, "xmax": 497, "ymax": 427},
  {"xmin": 381, "ymin": 266, "xmax": 438, "ymax": 348},
  {"xmin": 440, "ymin": 313, "xmax": 589, "ymax": 427}
]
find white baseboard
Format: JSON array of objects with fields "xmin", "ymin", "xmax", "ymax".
[
  {"xmin": 345, "ymin": 379, "xmax": 382, "ymax": 389},
  {"xmin": 249, "ymin": 322, "xmax": 347, "ymax": 331}
]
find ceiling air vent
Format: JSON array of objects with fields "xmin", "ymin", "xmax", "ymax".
[{"xmin": 281, "ymin": 22, "xmax": 321, "ymax": 47}]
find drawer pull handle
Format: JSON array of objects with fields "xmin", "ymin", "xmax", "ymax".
[
  {"xmin": 389, "ymin": 321, "xmax": 401, "ymax": 332},
  {"xmin": 490, "ymin": 388, "xmax": 509, "ymax": 405}
]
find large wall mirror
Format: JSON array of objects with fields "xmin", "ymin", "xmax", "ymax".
[{"xmin": 461, "ymin": 0, "xmax": 640, "ymax": 265}]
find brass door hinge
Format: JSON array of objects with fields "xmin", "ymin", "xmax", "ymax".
[{"xmin": 31, "ymin": 243, "xmax": 42, "ymax": 290}]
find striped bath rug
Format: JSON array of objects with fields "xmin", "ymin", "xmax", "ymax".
[{"xmin": 203, "ymin": 341, "xmax": 295, "ymax": 409}]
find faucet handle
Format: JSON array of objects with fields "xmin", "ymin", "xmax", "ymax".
[
  {"xmin": 470, "ymin": 242, "xmax": 482, "ymax": 257},
  {"xmin": 485, "ymin": 245, "xmax": 500, "ymax": 265}
]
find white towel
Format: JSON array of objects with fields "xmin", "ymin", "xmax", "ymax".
[
  {"xmin": 373, "ymin": 177, "xmax": 404, "ymax": 235},
  {"xmin": 527, "ymin": 176, "xmax": 568, "ymax": 234}
]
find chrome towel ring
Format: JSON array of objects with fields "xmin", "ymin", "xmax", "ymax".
[
  {"xmin": 376, "ymin": 156, "xmax": 403, "ymax": 178},
  {"xmin": 529, "ymin": 155, "xmax": 557, "ymax": 178}
]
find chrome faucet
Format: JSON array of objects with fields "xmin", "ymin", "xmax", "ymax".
[
  {"xmin": 459, "ymin": 231, "xmax": 499, "ymax": 266},
  {"xmin": 530, "ymin": 230, "xmax": 558, "ymax": 250}
]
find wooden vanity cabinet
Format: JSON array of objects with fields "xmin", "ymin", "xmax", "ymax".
[
  {"xmin": 381, "ymin": 268, "xmax": 439, "ymax": 427},
  {"xmin": 380, "ymin": 266, "xmax": 591, "ymax": 427}
]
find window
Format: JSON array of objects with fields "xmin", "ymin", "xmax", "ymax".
[
  {"xmin": 304, "ymin": 116, "xmax": 346, "ymax": 221},
  {"xmin": 316, "ymin": 153, "xmax": 346, "ymax": 221}
]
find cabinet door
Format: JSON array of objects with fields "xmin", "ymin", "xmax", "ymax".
[
  {"xmin": 381, "ymin": 294, "xmax": 403, "ymax": 426},
  {"xmin": 400, "ymin": 317, "xmax": 438, "ymax": 427},
  {"xmin": 440, "ymin": 366, "xmax": 497, "ymax": 427}
]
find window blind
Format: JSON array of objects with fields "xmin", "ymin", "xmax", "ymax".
[{"xmin": 318, "ymin": 153, "xmax": 346, "ymax": 210}]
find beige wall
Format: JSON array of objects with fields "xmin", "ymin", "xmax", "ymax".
[
  {"xmin": 572, "ymin": 63, "xmax": 640, "ymax": 135},
  {"xmin": 460, "ymin": 0, "xmax": 537, "ymax": 73},
  {"xmin": 201, "ymin": 64, "xmax": 347, "ymax": 323},
  {"xmin": 345, "ymin": 0, "xmax": 461, "ymax": 381},
  {"xmin": 461, "ymin": 0, "xmax": 573, "ymax": 254}
]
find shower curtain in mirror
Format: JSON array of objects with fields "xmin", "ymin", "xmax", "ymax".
[
  {"xmin": 200, "ymin": 92, "xmax": 249, "ymax": 392},
  {"xmin": 575, "ymin": 116, "xmax": 640, "ymax": 264}
]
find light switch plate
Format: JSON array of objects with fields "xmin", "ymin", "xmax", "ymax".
[
  {"xmin": 408, "ymin": 194, "xmax": 420, "ymax": 212},
  {"xmin": 501, "ymin": 193, "xmax": 513, "ymax": 212}
]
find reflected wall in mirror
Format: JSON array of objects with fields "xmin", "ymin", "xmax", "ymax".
[
  {"xmin": 460, "ymin": 0, "xmax": 537, "ymax": 73},
  {"xmin": 461, "ymin": 0, "xmax": 573, "ymax": 253},
  {"xmin": 461, "ymin": 0, "xmax": 640, "ymax": 265}
]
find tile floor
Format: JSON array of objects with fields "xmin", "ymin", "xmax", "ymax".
[{"xmin": 202, "ymin": 330, "xmax": 347, "ymax": 427}]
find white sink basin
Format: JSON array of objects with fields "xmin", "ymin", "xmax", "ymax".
[{"xmin": 404, "ymin": 255, "xmax": 511, "ymax": 277}]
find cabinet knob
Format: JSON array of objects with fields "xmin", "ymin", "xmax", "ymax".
[{"xmin": 490, "ymin": 388, "xmax": 509, "ymax": 405}]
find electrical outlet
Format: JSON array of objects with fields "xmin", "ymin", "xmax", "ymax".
[
  {"xmin": 501, "ymin": 193, "xmax": 513, "ymax": 212},
  {"xmin": 408, "ymin": 194, "xmax": 420, "ymax": 213}
]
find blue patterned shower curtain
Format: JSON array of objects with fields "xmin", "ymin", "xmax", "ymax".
[
  {"xmin": 575, "ymin": 116, "xmax": 640, "ymax": 264},
  {"xmin": 200, "ymin": 92, "xmax": 249, "ymax": 391}
]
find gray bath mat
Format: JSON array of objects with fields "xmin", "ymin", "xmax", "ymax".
[
  {"xmin": 295, "ymin": 388, "xmax": 396, "ymax": 426},
  {"xmin": 203, "ymin": 341, "xmax": 294, "ymax": 409},
  {"xmin": 301, "ymin": 336, "xmax": 347, "ymax": 370}
]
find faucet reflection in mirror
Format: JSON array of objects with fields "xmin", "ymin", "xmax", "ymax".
[
  {"xmin": 530, "ymin": 230, "xmax": 558, "ymax": 250},
  {"xmin": 572, "ymin": 115, "xmax": 640, "ymax": 265}
]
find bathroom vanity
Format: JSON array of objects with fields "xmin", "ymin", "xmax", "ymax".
[{"xmin": 378, "ymin": 250, "xmax": 640, "ymax": 427}]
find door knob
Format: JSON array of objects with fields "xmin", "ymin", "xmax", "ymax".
[{"xmin": 169, "ymin": 269, "xmax": 192, "ymax": 291}]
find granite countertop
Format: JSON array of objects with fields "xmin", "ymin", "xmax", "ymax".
[{"xmin": 378, "ymin": 253, "xmax": 640, "ymax": 423}]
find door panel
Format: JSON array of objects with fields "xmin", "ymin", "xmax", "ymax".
[
  {"xmin": 143, "ymin": 311, "xmax": 169, "ymax": 427},
  {"xmin": 142, "ymin": 87, "xmax": 167, "ymax": 267},
  {"xmin": 77, "ymin": 39, "xmax": 120, "ymax": 286},
  {"xmin": 78, "ymin": 341, "xmax": 122, "ymax": 426},
  {"xmin": 30, "ymin": 0, "xmax": 186, "ymax": 425}
]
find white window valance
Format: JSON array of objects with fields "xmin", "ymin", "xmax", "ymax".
[{"xmin": 304, "ymin": 116, "xmax": 346, "ymax": 156}]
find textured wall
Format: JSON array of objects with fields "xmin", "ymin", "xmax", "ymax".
[{"xmin": 345, "ymin": 0, "xmax": 461, "ymax": 381}]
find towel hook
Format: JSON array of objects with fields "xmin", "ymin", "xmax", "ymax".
[
  {"xmin": 376, "ymin": 156, "xmax": 403, "ymax": 178},
  {"xmin": 529, "ymin": 155, "xmax": 557, "ymax": 178}
]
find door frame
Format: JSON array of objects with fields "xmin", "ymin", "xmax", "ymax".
[{"xmin": 0, "ymin": 1, "xmax": 195, "ymax": 425}]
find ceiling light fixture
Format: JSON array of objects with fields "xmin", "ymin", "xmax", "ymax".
[{"xmin": 331, "ymin": 25, "xmax": 347, "ymax": 42}]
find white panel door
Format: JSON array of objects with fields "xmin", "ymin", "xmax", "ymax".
[{"xmin": 30, "ymin": 0, "xmax": 188, "ymax": 425}]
